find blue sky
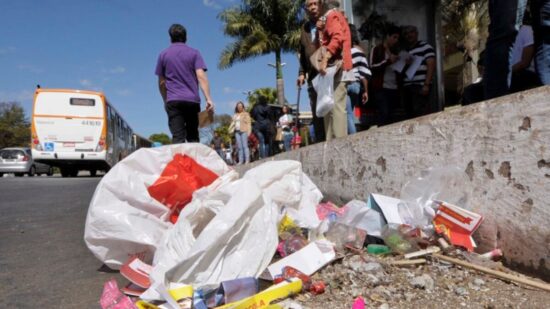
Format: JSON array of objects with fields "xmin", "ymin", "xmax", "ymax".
[{"xmin": 0, "ymin": 0, "xmax": 304, "ymax": 138}]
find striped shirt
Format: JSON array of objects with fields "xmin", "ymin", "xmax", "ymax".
[
  {"xmin": 404, "ymin": 41, "xmax": 435, "ymax": 86},
  {"xmin": 351, "ymin": 47, "xmax": 371, "ymax": 82}
]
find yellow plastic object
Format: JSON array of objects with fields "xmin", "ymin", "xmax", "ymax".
[
  {"xmin": 169, "ymin": 284, "xmax": 194, "ymax": 309},
  {"xmin": 278, "ymin": 215, "xmax": 299, "ymax": 236},
  {"xmin": 135, "ymin": 300, "xmax": 160, "ymax": 309},
  {"xmin": 215, "ymin": 278, "xmax": 302, "ymax": 309}
]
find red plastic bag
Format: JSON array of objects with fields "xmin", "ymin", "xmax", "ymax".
[{"xmin": 148, "ymin": 154, "xmax": 219, "ymax": 223}]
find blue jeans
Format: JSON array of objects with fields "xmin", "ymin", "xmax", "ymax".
[
  {"xmin": 484, "ymin": 0, "xmax": 550, "ymax": 99},
  {"xmin": 346, "ymin": 82, "xmax": 361, "ymax": 134},
  {"xmin": 235, "ymin": 131, "xmax": 250, "ymax": 163},
  {"xmin": 282, "ymin": 131, "xmax": 293, "ymax": 151},
  {"xmin": 255, "ymin": 130, "xmax": 270, "ymax": 159}
]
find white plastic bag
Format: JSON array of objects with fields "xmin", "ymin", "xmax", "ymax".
[
  {"xmin": 337, "ymin": 200, "xmax": 385, "ymax": 237},
  {"xmin": 84, "ymin": 143, "xmax": 231, "ymax": 269},
  {"xmin": 312, "ymin": 66, "xmax": 338, "ymax": 117},
  {"xmin": 141, "ymin": 160, "xmax": 323, "ymax": 301}
]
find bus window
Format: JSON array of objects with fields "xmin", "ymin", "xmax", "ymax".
[{"xmin": 70, "ymin": 98, "xmax": 95, "ymax": 106}]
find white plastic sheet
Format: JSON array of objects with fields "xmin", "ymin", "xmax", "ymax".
[
  {"xmin": 312, "ymin": 66, "xmax": 338, "ymax": 117},
  {"xmin": 337, "ymin": 200, "xmax": 385, "ymax": 237},
  {"xmin": 84, "ymin": 144, "xmax": 231, "ymax": 269},
  {"xmin": 136, "ymin": 160, "xmax": 323, "ymax": 301}
]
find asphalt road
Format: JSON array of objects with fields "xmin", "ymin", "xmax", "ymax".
[{"xmin": 0, "ymin": 175, "xmax": 122, "ymax": 308}]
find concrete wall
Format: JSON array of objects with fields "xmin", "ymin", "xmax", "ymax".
[{"xmin": 237, "ymin": 86, "xmax": 550, "ymax": 280}]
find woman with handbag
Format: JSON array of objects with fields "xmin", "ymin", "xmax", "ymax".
[{"xmin": 230, "ymin": 101, "xmax": 251, "ymax": 164}]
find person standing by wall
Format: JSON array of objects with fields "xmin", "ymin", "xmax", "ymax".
[
  {"xmin": 347, "ymin": 24, "xmax": 371, "ymax": 133},
  {"xmin": 155, "ymin": 24, "xmax": 214, "ymax": 143},
  {"xmin": 484, "ymin": 0, "xmax": 549, "ymax": 100},
  {"xmin": 231, "ymin": 101, "xmax": 251, "ymax": 164},
  {"xmin": 370, "ymin": 25, "xmax": 401, "ymax": 125},
  {"xmin": 402, "ymin": 25, "xmax": 436, "ymax": 119},
  {"xmin": 298, "ymin": 0, "xmax": 326, "ymax": 143},
  {"xmin": 317, "ymin": 2, "xmax": 353, "ymax": 140}
]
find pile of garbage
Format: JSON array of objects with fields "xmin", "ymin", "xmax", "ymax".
[{"xmin": 85, "ymin": 144, "xmax": 550, "ymax": 309}]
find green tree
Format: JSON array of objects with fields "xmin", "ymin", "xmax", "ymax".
[
  {"xmin": 214, "ymin": 114, "xmax": 233, "ymax": 127},
  {"xmin": 218, "ymin": 0, "xmax": 305, "ymax": 106},
  {"xmin": 0, "ymin": 102, "xmax": 30, "ymax": 149},
  {"xmin": 149, "ymin": 133, "xmax": 171, "ymax": 145},
  {"xmin": 212, "ymin": 114, "xmax": 234, "ymax": 145}
]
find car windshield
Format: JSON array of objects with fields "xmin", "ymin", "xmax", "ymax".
[{"xmin": 0, "ymin": 150, "xmax": 26, "ymax": 159}]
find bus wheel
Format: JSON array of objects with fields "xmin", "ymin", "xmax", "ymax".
[
  {"xmin": 90, "ymin": 169, "xmax": 97, "ymax": 177},
  {"xmin": 28, "ymin": 166, "xmax": 36, "ymax": 177}
]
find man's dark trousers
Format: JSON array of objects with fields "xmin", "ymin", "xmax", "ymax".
[{"xmin": 165, "ymin": 101, "xmax": 200, "ymax": 143}]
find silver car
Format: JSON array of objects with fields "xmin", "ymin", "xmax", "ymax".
[{"xmin": 0, "ymin": 147, "xmax": 53, "ymax": 177}]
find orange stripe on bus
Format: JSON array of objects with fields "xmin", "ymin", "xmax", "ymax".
[{"xmin": 33, "ymin": 114, "xmax": 104, "ymax": 120}]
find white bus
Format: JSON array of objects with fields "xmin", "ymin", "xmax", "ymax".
[{"xmin": 31, "ymin": 88, "xmax": 148, "ymax": 177}]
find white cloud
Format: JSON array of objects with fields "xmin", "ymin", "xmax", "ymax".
[
  {"xmin": 0, "ymin": 46, "xmax": 16, "ymax": 55},
  {"xmin": 18, "ymin": 64, "xmax": 44, "ymax": 74},
  {"xmin": 223, "ymin": 86, "xmax": 235, "ymax": 94},
  {"xmin": 203, "ymin": 0, "xmax": 222, "ymax": 9},
  {"xmin": 116, "ymin": 89, "xmax": 131, "ymax": 96},
  {"xmin": 79, "ymin": 79, "xmax": 93, "ymax": 87},
  {"xmin": 108, "ymin": 66, "xmax": 126, "ymax": 74}
]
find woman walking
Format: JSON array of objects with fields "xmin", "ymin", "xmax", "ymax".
[{"xmin": 231, "ymin": 101, "xmax": 251, "ymax": 164}]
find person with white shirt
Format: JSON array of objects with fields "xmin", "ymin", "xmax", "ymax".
[
  {"xmin": 277, "ymin": 105, "xmax": 294, "ymax": 152},
  {"xmin": 510, "ymin": 24, "xmax": 542, "ymax": 93}
]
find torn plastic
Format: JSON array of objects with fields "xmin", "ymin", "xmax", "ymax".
[
  {"xmin": 140, "ymin": 160, "xmax": 322, "ymax": 302},
  {"xmin": 336, "ymin": 200, "xmax": 385, "ymax": 237},
  {"xmin": 84, "ymin": 144, "xmax": 231, "ymax": 269},
  {"xmin": 400, "ymin": 166, "xmax": 473, "ymax": 215}
]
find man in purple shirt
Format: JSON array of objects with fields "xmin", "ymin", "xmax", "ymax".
[{"xmin": 155, "ymin": 24, "xmax": 214, "ymax": 143}]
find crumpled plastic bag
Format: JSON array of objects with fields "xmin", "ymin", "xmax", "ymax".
[
  {"xmin": 84, "ymin": 144, "xmax": 231, "ymax": 269},
  {"xmin": 312, "ymin": 66, "xmax": 338, "ymax": 117},
  {"xmin": 337, "ymin": 200, "xmax": 385, "ymax": 237},
  {"xmin": 141, "ymin": 161, "xmax": 323, "ymax": 301}
]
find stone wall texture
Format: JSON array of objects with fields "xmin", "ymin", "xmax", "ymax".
[{"xmin": 236, "ymin": 86, "xmax": 550, "ymax": 280}]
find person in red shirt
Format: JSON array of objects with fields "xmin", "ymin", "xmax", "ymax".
[{"xmin": 317, "ymin": 1, "xmax": 353, "ymax": 140}]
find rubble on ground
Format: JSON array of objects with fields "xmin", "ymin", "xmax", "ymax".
[
  {"xmin": 287, "ymin": 250, "xmax": 550, "ymax": 309},
  {"xmin": 87, "ymin": 145, "xmax": 550, "ymax": 309}
]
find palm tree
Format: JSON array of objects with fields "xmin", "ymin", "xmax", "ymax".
[
  {"xmin": 218, "ymin": 0, "xmax": 305, "ymax": 106},
  {"xmin": 246, "ymin": 87, "xmax": 277, "ymax": 111}
]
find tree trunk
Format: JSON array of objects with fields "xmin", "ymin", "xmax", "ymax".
[{"xmin": 275, "ymin": 49, "xmax": 285, "ymax": 105}]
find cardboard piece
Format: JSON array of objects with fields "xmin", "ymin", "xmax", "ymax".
[
  {"xmin": 122, "ymin": 282, "xmax": 147, "ymax": 297},
  {"xmin": 367, "ymin": 194, "xmax": 404, "ymax": 225},
  {"xmin": 266, "ymin": 240, "xmax": 335, "ymax": 280},
  {"xmin": 120, "ymin": 256, "xmax": 153, "ymax": 289},
  {"xmin": 433, "ymin": 201, "xmax": 483, "ymax": 251}
]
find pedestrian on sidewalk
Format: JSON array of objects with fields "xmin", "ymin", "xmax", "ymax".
[
  {"xmin": 484, "ymin": 0, "xmax": 550, "ymax": 100},
  {"xmin": 155, "ymin": 23, "xmax": 214, "ymax": 143},
  {"xmin": 231, "ymin": 101, "xmax": 251, "ymax": 164}
]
